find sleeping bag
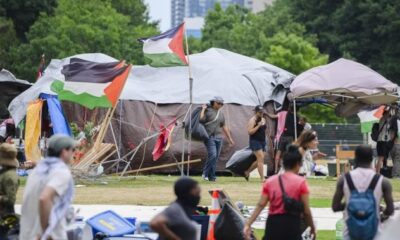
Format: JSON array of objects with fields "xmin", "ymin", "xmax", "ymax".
[
  {"xmin": 185, "ymin": 107, "xmax": 209, "ymax": 141},
  {"xmin": 226, "ymin": 148, "xmax": 256, "ymax": 176}
]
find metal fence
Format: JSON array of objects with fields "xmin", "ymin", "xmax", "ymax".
[{"xmin": 312, "ymin": 123, "xmax": 365, "ymax": 157}]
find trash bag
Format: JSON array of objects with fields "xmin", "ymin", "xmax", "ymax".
[
  {"xmin": 185, "ymin": 107, "xmax": 209, "ymax": 141},
  {"xmin": 214, "ymin": 202, "xmax": 255, "ymax": 240},
  {"xmin": 226, "ymin": 148, "xmax": 256, "ymax": 176}
]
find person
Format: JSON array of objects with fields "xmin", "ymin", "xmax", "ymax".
[
  {"xmin": 244, "ymin": 105, "xmax": 267, "ymax": 181},
  {"xmin": 295, "ymin": 130, "xmax": 326, "ymax": 176},
  {"xmin": 200, "ymin": 96, "xmax": 234, "ymax": 181},
  {"xmin": 332, "ymin": 145, "xmax": 394, "ymax": 240},
  {"xmin": 375, "ymin": 108, "xmax": 392, "ymax": 173},
  {"xmin": 0, "ymin": 118, "xmax": 15, "ymax": 143},
  {"xmin": 275, "ymin": 105, "xmax": 303, "ymax": 173},
  {"xmin": 150, "ymin": 177, "xmax": 201, "ymax": 240},
  {"xmin": 299, "ymin": 117, "xmax": 312, "ymax": 131},
  {"xmin": 244, "ymin": 145, "xmax": 316, "ymax": 240},
  {"xmin": 20, "ymin": 135, "xmax": 76, "ymax": 240},
  {"xmin": 389, "ymin": 107, "xmax": 400, "ymax": 178},
  {"xmin": 0, "ymin": 143, "xmax": 19, "ymax": 238}
]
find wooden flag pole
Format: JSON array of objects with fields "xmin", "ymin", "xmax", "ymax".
[
  {"xmin": 93, "ymin": 106, "xmax": 116, "ymax": 150},
  {"xmin": 184, "ymin": 22, "xmax": 194, "ymax": 176}
]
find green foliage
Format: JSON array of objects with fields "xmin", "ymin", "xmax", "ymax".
[
  {"xmin": 287, "ymin": 0, "xmax": 400, "ymax": 83},
  {"xmin": 198, "ymin": 3, "xmax": 326, "ymax": 74},
  {"xmin": 0, "ymin": 17, "xmax": 18, "ymax": 69},
  {"xmin": 0, "ymin": 0, "xmax": 57, "ymax": 40},
  {"xmin": 4, "ymin": 0, "xmax": 158, "ymax": 81},
  {"xmin": 299, "ymin": 104, "xmax": 345, "ymax": 124}
]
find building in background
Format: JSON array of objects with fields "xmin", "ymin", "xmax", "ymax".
[{"xmin": 171, "ymin": 0, "xmax": 273, "ymax": 38}]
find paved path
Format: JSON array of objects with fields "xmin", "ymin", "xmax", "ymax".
[{"xmin": 15, "ymin": 205, "xmax": 342, "ymax": 230}]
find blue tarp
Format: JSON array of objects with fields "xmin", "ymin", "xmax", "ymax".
[{"xmin": 39, "ymin": 93, "xmax": 71, "ymax": 136}]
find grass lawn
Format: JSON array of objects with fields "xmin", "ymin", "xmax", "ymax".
[
  {"xmin": 16, "ymin": 175, "xmax": 400, "ymax": 206},
  {"xmin": 254, "ymin": 229, "xmax": 335, "ymax": 240}
]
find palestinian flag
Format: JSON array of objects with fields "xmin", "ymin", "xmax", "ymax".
[
  {"xmin": 357, "ymin": 106, "xmax": 384, "ymax": 133},
  {"xmin": 51, "ymin": 58, "xmax": 132, "ymax": 109},
  {"xmin": 139, "ymin": 22, "xmax": 188, "ymax": 67}
]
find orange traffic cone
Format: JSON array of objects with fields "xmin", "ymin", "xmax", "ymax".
[{"xmin": 207, "ymin": 190, "xmax": 221, "ymax": 240}]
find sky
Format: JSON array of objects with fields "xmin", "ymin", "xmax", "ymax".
[{"xmin": 144, "ymin": 0, "xmax": 171, "ymax": 31}]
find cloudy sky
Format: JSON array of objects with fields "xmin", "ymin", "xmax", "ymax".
[{"xmin": 144, "ymin": 0, "xmax": 171, "ymax": 31}]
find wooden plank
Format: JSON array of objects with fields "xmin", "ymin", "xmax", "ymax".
[{"xmin": 118, "ymin": 159, "xmax": 202, "ymax": 175}]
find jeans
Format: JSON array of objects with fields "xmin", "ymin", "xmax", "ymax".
[{"xmin": 203, "ymin": 136, "xmax": 223, "ymax": 180}]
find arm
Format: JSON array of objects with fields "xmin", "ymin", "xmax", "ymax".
[
  {"xmin": 301, "ymin": 193, "xmax": 316, "ymax": 240},
  {"xmin": 244, "ymin": 194, "xmax": 269, "ymax": 239},
  {"xmin": 39, "ymin": 186, "xmax": 57, "ymax": 232},
  {"xmin": 381, "ymin": 178, "xmax": 394, "ymax": 218},
  {"xmin": 265, "ymin": 112, "xmax": 278, "ymax": 119},
  {"xmin": 223, "ymin": 125, "xmax": 234, "ymax": 145},
  {"xmin": 331, "ymin": 177, "xmax": 346, "ymax": 212},
  {"xmin": 199, "ymin": 105, "xmax": 207, "ymax": 122},
  {"xmin": 247, "ymin": 117, "xmax": 261, "ymax": 135},
  {"xmin": 150, "ymin": 213, "xmax": 181, "ymax": 240}
]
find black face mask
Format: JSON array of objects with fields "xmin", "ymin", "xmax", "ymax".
[{"xmin": 180, "ymin": 194, "xmax": 201, "ymax": 208}]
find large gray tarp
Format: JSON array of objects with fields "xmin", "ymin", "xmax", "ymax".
[{"xmin": 9, "ymin": 48, "xmax": 294, "ymax": 125}]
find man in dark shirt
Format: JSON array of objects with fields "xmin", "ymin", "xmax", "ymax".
[{"xmin": 199, "ymin": 96, "xmax": 234, "ymax": 181}]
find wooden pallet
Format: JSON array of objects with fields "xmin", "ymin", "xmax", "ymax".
[{"xmin": 73, "ymin": 143, "xmax": 116, "ymax": 172}]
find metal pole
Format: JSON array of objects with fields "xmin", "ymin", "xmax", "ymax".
[
  {"xmin": 184, "ymin": 22, "xmax": 193, "ymax": 176},
  {"xmin": 293, "ymin": 99, "xmax": 298, "ymax": 140}
]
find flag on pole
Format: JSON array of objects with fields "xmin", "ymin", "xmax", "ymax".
[
  {"xmin": 139, "ymin": 22, "xmax": 187, "ymax": 67},
  {"xmin": 51, "ymin": 58, "xmax": 132, "ymax": 109},
  {"xmin": 36, "ymin": 54, "xmax": 45, "ymax": 80},
  {"xmin": 357, "ymin": 106, "xmax": 385, "ymax": 133}
]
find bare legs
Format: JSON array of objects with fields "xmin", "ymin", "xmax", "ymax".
[
  {"xmin": 376, "ymin": 156, "xmax": 384, "ymax": 173},
  {"xmin": 245, "ymin": 150, "xmax": 265, "ymax": 181},
  {"xmin": 274, "ymin": 150, "xmax": 282, "ymax": 174}
]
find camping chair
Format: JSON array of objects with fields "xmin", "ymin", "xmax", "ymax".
[{"xmin": 335, "ymin": 144, "xmax": 357, "ymax": 176}]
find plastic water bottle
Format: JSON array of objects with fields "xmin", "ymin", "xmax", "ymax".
[{"xmin": 335, "ymin": 219, "xmax": 344, "ymax": 240}]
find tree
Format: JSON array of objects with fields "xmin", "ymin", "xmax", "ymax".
[
  {"xmin": 0, "ymin": 17, "xmax": 18, "ymax": 69},
  {"xmin": 5, "ymin": 0, "xmax": 158, "ymax": 81},
  {"xmin": 287, "ymin": 0, "xmax": 400, "ymax": 83},
  {"xmin": 0, "ymin": 0, "xmax": 57, "ymax": 40}
]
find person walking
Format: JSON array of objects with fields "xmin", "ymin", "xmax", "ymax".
[
  {"xmin": 200, "ymin": 96, "xmax": 234, "ymax": 181},
  {"xmin": 244, "ymin": 105, "xmax": 267, "ymax": 181},
  {"xmin": 375, "ymin": 108, "xmax": 391, "ymax": 173},
  {"xmin": 150, "ymin": 177, "xmax": 201, "ymax": 240},
  {"xmin": 0, "ymin": 143, "xmax": 19, "ymax": 238},
  {"xmin": 389, "ymin": 107, "xmax": 400, "ymax": 178},
  {"xmin": 20, "ymin": 135, "xmax": 76, "ymax": 240},
  {"xmin": 332, "ymin": 145, "xmax": 394, "ymax": 240},
  {"xmin": 244, "ymin": 145, "xmax": 316, "ymax": 240}
]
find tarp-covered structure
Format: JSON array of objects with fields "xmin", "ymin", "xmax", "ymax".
[
  {"xmin": 0, "ymin": 69, "xmax": 31, "ymax": 118},
  {"xmin": 290, "ymin": 58, "xmax": 398, "ymax": 118},
  {"xmin": 10, "ymin": 48, "xmax": 294, "ymax": 173}
]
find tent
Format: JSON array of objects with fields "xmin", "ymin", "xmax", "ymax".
[
  {"xmin": 0, "ymin": 69, "xmax": 31, "ymax": 118},
  {"xmin": 290, "ymin": 58, "xmax": 398, "ymax": 138},
  {"xmin": 9, "ymin": 48, "xmax": 294, "ymax": 173}
]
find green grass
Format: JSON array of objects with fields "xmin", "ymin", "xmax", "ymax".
[{"xmin": 254, "ymin": 229, "xmax": 335, "ymax": 240}]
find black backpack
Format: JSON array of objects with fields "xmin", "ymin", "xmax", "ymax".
[{"xmin": 371, "ymin": 122, "xmax": 384, "ymax": 142}]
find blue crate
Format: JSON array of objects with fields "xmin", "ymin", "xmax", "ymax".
[{"xmin": 86, "ymin": 210, "xmax": 136, "ymax": 237}]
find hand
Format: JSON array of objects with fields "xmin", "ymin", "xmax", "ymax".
[
  {"xmin": 318, "ymin": 152, "xmax": 327, "ymax": 158},
  {"xmin": 202, "ymin": 104, "xmax": 207, "ymax": 110},
  {"xmin": 243, "ymin": 224, "xmax": 252, "ymax": 240},
  {"xmin": 310, "ymin": 227, "xmax": 316, "ymax": 240},
  {"xmin": 229, "ymin": 138, "xmax": 235, "ymax": 146}
]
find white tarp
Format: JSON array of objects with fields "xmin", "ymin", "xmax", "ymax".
[
  {"xmin": 290, "ymin": 58, "xmax": 398, "ymax": 104},
  {"xmin": 9, "ymin": 48, "xmax": 294, "ymax": 125}
]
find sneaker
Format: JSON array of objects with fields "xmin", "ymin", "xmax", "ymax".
[{"xmin": 203, "ymin": 177, "xmax": 209, "ymax": 181}]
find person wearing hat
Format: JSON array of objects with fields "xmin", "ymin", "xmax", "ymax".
[
  {"xmin": 200, "ymin": 96, "xmax": 234, "ymax": 181},
  {"xmin": 20, "ymin": 134, "xmax": 76, "ymax": 240},
  {"xmin": 244, "ymin": 105, "xmax": 267, "ymax": 181},
  {"xmin": 0, "ymin": 143, "xmax": 19, "ymax": 217}
]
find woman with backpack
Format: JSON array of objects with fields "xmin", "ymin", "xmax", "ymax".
[{"xmin": 243, "ymin": 145, "xmax": 316, "ymax": 240}]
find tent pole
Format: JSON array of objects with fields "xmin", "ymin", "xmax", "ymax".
[
  {"xmin": 293, "ymin": 99, "xmax": 298, "ymax": 141},
  {"xmin": 184, "ymin": 23, "xmax": 193, "ymax": 176}
]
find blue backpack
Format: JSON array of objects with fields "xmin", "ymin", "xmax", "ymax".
[{"xmin": 345, "ymin": 173, "xmax": 381, "ymax": 240}]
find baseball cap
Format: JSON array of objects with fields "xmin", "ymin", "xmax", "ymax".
[
  {"xmin": 210, "ymin": 96, "xmax": 224, "ymax": 104},
  {"xmin": 254, "ymin": 105, "xmax": 265, "ymax": 113},
  {"xmin": 48, "ymin": 134, "xmax": 77, "ymax": 155}
]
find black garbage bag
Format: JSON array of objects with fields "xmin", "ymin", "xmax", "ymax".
[
  {"xmin": 226, "ymin": 148, "xmax": 256, "ymax": 176},
  {"xmin": 214, "ymin": 202, "xmax": 255, "ymax": 240},
  {"xmin": 185, "ymin": 107, "xmax": 209, "ymax": 141}
]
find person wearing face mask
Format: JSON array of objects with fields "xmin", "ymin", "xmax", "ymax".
[{"xmin": 150, "ymin": 177, "xmax": 201, "ymax": 240}]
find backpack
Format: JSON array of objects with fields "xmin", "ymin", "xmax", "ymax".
[
  {"xmin": 345, "ymin": 173, "xmax": 380, "ymax": 240},
  {"xmin": 371, "ymin": 122, "xmax": 385, "ymax": 142}
]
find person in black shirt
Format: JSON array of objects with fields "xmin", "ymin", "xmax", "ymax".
[{"xmin": 244, "ymin": 106, "xmax": 267, "ymax": 181}]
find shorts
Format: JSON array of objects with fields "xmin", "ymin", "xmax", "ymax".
[
  {"xmin": 377, "ymin": 141, "xmax": 391, "ymax": 159},
  {"xmin": 278, "ymin": 136, "xmax": 294, "ymax": 152},
  {"xmin": 250, "ymin": 139, "xmax": 266, "ymax": 152}
]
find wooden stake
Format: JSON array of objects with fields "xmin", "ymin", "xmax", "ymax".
[
  {"xmin": 94, "ymin": 105, "xmax": 116, "ymax": 150},
  {"xmin": 119, "ymin": 159, "xmax": 201, "ymax": 175}
]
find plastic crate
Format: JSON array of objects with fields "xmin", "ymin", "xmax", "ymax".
[{"xmin": 86, "ymin": 210, "xmax": 136, "ymax": 237}]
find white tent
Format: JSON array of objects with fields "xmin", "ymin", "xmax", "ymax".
[{"xmin": 9, "ymin": 48, "xmax": 294, "ymax": 125}]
